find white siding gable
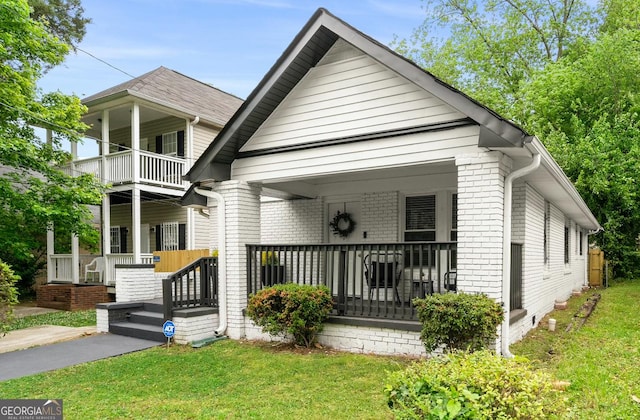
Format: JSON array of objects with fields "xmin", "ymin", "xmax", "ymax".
[{"xmin": 240, "ymin": 39, "xmax": 467, "ymax": 152}]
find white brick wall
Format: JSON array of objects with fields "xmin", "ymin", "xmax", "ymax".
[
  {"xmin": 96, "ymin": 308, "xmax": 109, "ymax": 333},
  {"xmin": 115, "ymin": 265, "xmax": 159, "ymax": 302},
  {"xmin": 509, "ymin": 184, "xmax": 591, "ymax": 344},
  {"xmin": 215, "ymin": 180, "xmax": 261, "ymax": 340},
  {"xmin": 173, "ymin": 313, "xmax": 220, "ymax": 344},
  {"xmin": 455, "ymin": 151, "xmax": 511, "ymax": 299},
  {"xmin": 243, "ymin": 318, "xmax": 427, "ymax": 357},
  {"xmin": 362, "ymin": 191, "xmax": 399, "ymax": 241},
  {"xmin": 261, "ymin": 198, "xmax": 324, "ymax": 243}
]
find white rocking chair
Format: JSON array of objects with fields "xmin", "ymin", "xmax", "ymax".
[{"xmin": 84, "ymin": 257, "xmax": 105, "ymax": 283}]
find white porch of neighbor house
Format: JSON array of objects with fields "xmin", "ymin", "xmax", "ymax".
[{"xmin": 46, "ymin": 99, "xmax": 200, "ymax": 287}]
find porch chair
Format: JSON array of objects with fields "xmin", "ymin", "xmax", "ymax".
[
  {"xmin": 84, "ymin": 257, "xmax": 105, "ymax": 283},
  {"xmin": 363, "ymin": 251, "xmax": 403, "ymax": 304},
  {"xmin": 444, "ymin": 270, "xmax": 457, "ymax": 292}
]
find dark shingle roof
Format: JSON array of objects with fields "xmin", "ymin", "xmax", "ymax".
[{"xmin": 82, "ymin": 66, "xmax": 243, "ymax": 127}]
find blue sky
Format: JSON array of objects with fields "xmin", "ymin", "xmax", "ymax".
[{"xmin": 40, "ymin": 0, "xmax": 426, "ymax": 100}]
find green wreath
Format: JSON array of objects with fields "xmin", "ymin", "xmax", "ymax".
[{"xmin": 329, "ymin": 211, "xmax": 356, "ymax": 238}]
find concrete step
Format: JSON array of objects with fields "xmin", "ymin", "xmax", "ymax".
[
  {"xmin": 110, "ymin": 321, "xmax": 166, "ymax": 343},
  {"xmin": 143, "ymin": 302, "xmax": 164, "ymax": 313},
  {"xmin": 127, "ymin": 310, "xmax": 164, "ymax": 326}
]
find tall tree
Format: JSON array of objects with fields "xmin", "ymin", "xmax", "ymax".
[
  {"xmin": 28, "ymin": 0, "xmax": 91, "ymax": 50},
  {"xmin": 396, "ymin": 0, "xmax": 640, "ymax": 276},
  {"xmin": 0, "ymin": 0, "xmax": 103, "ymax": 293},
  {"xmin": 393, "ymin": 0, "xmax": 597, "ymax": 117},
  {"xmin": 520, "ymin": 28, "xmax": 640, "ymax": 274}
]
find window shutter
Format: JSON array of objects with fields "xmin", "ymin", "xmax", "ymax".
[
  {"xmin": 155, "ymin": 135, "xmax": 162, "ymax": 154},
  {"xmin": 155, "ymin": 225, "xmax": 162, "ymax": 251},
  {"xmin": 177, "ymin": 130, "xmax": 185, "ymax": 157},
  {"xmin": 120, "ymin": 227, "xmax": 128, "ymax": 253},
  {"xmin": 178, "ymin": 224, "xmax": 186, "ymax": 250}
]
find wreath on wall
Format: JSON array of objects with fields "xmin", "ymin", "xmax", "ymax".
[{"xmin": 329, "ymin": 211, "xmax": 356, "ymax": 238}]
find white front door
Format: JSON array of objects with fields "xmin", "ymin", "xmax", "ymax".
[{"xmin": 327, "ymin": 200, "xmax": 363, "ymax": 296}]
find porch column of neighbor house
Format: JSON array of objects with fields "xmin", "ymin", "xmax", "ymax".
[
  {"xmin": 455, "ymin": 151, "xmax": 512, "ymax": 300},
  {"xmin": 46, "ymin": 223, "xmax": 54, "ymax": 283},
  {"xmin": 102, "ymin": 194, "xmax": 111, "ymax": 282},
  {"xmin": 45, "ymin": 130, "xmax": 55, "ymax": 283},
  {"xmin": 101, "ymin": 110, "xmax": 111, "ymax": 282},
  {"xmin": 71, "ymin": 233, "xmax": 80, "ymax": 283},
  {"xmin": 131, "ymin": 103, "xmax": 141, "ymax": 263},
  {"xmin": 214, "ymin": 180, "xmax": 261, "ymax": 340}
]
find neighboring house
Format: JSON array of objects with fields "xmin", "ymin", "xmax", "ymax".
[
  {"xmin": 46, "ymin": 67, "xmax": 243, "ymax": 291},
  {"xmin": 181, "ymin": 8, "xmax": 601, "ymax": 356}
]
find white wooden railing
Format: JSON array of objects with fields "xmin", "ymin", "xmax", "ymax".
[
  {"xmin": 64, "ymin": 151, "xmax": 186, "ymax": 190},
  {"xmin": 48, "ymin": 254, "xmax": 102, "ymax": 283},
  {"xmin": 49, "ymin": 253, "xmax": 154, "ymax": 285},
  {"xmin": 106, "ymin": 151, "xmax": 133, "ymax": 184},
  {"xmin": 139, "ymin": 151, "xmax": 186, "ymax": 188}
]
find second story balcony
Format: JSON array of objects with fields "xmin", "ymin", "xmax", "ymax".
[{"xmin": 66, "ymin": 150, "xmax": 187, "ymax": 191}]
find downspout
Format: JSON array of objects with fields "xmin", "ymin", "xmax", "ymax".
[
  {"xmin": 194, "ymin": 187, "xmax": 227, "ymax": 336},
  {"xmin": 502, "ymin": 152, "xmax": 541, "ymax": 358}
]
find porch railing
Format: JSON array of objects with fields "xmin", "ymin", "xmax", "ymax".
[
  {"xmin": 63, "ymin": 151, "xmax": 186, "ymax": 189},
  {"xmin": 162, "ymin": 257, "xmax": 218, "ymax": 321},
  {"xmin": 247, "ymin": 243, "xmax": 456, "ymax": 321},
  {"xmin": 48, "ymin": 254, "xmax": 99, "ymax": 283}
]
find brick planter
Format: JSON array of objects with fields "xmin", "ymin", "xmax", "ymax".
[{"xmin": 37, "ymin": 284, "xmax": 110, "ymax": 311}]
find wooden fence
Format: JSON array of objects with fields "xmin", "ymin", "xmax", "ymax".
[
  {"xmin": 588, "ymin": 249, "xmax": 605, "ymax": 287},
  {"xmin": 153, "ymin": 249, "xmax": 210, "ymax": 273}
]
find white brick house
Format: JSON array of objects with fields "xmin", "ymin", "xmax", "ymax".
[{"xmin": 181, "ymin": 8, "xmax": 601, "ymax": 357}]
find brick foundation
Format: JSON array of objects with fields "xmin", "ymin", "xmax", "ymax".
[{"xmin": 37, "ymin": 284, "xmax": 111, "ymax": 311}]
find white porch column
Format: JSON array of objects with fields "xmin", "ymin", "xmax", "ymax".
[
  {"xmin": 102, "ymin": 193, "xmax": 111, "ymax": 282},
  {"xmin": 215, "ymin": 180, "xmax": 261, "ymax": 340},
  {"xmin": 455, "ymin": 151, "xmax": 512, "ymax": 299},
  {"xmin": 71, "ymin": 233, "xmax": 80, "ymax": 283},
  {"xmin": 131, "ymin": 103, "xmax": 141, "ymax": 263},
  {"xmin": 46, "ymin": 223, "xmax": 54, "ymax": 283},
  {"xmin": 101, "ymin": 109, "xmax": 111, "ymax": 282}
]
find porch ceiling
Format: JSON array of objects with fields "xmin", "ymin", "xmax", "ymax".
[
  {"xmin": 261, "ymin": 161, "xmax": 457, "ymax": 199},
  {"xmin": 83, "ymin": 105, "xmax": 173, "ymax": 139}
]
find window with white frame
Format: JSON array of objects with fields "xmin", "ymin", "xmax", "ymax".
[
  {"xmin": 544, "ymin": 201, "xmax": 550, "ymax": 264},
  {"xmin": 162, "ymin": 132, "xmax": 178, "ymax": 156},
  {"xmin": 564, "ymin": 220, "xmax": 570, "ymax": 264},
  {"xmin": 404, "ymin": 195, "xmax": 436, "ymax": 242}
]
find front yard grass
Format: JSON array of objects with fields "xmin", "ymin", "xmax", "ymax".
[
  {"xmin": 512, "ymin": 279, "xmax": 640, "ymax": 419},
  {"xmin": 2, "ymin": 281, "xmax": 639, "ymax": 418},
  {"xmin": 7, "ymin": 309, "xmax": 96, "ymax": 331},
  {"xmin": 0, "ymin": 339, "xmax": 408, "ymax": 419}
]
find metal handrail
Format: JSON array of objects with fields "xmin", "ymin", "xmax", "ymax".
[{"xmin": 163, "ymin": 257, "xmax": 218, "ymax": 321}]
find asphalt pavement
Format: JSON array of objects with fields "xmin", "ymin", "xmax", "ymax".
[{"xmin": 0, "ymin": 305, "xmax": 159, "ymax": 381}]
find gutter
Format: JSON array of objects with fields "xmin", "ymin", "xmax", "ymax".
[
  {"xmin": 194, "ymin": 187, "xmax": 227, "ymax": 336},
  {"xmin": 501, "ymin": 150, "xmax": 541, "ymax": 358}
]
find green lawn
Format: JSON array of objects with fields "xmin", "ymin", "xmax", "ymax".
[
  {"xmin": 512, "ymin": 279, "xmax": 640, "ymax": 419},
  {"xmin": 0, "ymin": 339, "xmax": 407, "ymax": 419},
  {"xmin": 7, "ymin": 309, "xmax": 96, "ymax": 331},
  {"xmin": 2, "ymin": 281, "xmax": 639, "ymax": 418}
]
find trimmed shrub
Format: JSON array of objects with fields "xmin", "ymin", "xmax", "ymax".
[
  {"xmin": 385, "ymin": 350, "xmax": 566, "ymax": 419},
  {"xmin": 413, "ymin": 292, "xmax": 503, "ymax": 353},
  {"xmin": 0, "ymin": 259, "xmax": 20, "ymax": 336},
  {"xmin": 246, "ymin": 283, "xmax": 333, "ymax": 347}
]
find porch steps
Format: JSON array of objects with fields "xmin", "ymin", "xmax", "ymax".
[{"xmin": 109, "ymin": 302, "xmax": 166, "ymax": 343}]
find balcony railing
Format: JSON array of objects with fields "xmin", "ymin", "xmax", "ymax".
[
  {"xmin": 63, "ymin": 151, "xmax": 186, "ymax": 190},
  {"xmin": 247, "ymin": 243, "xmax": 457, "ymax": 321}
]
